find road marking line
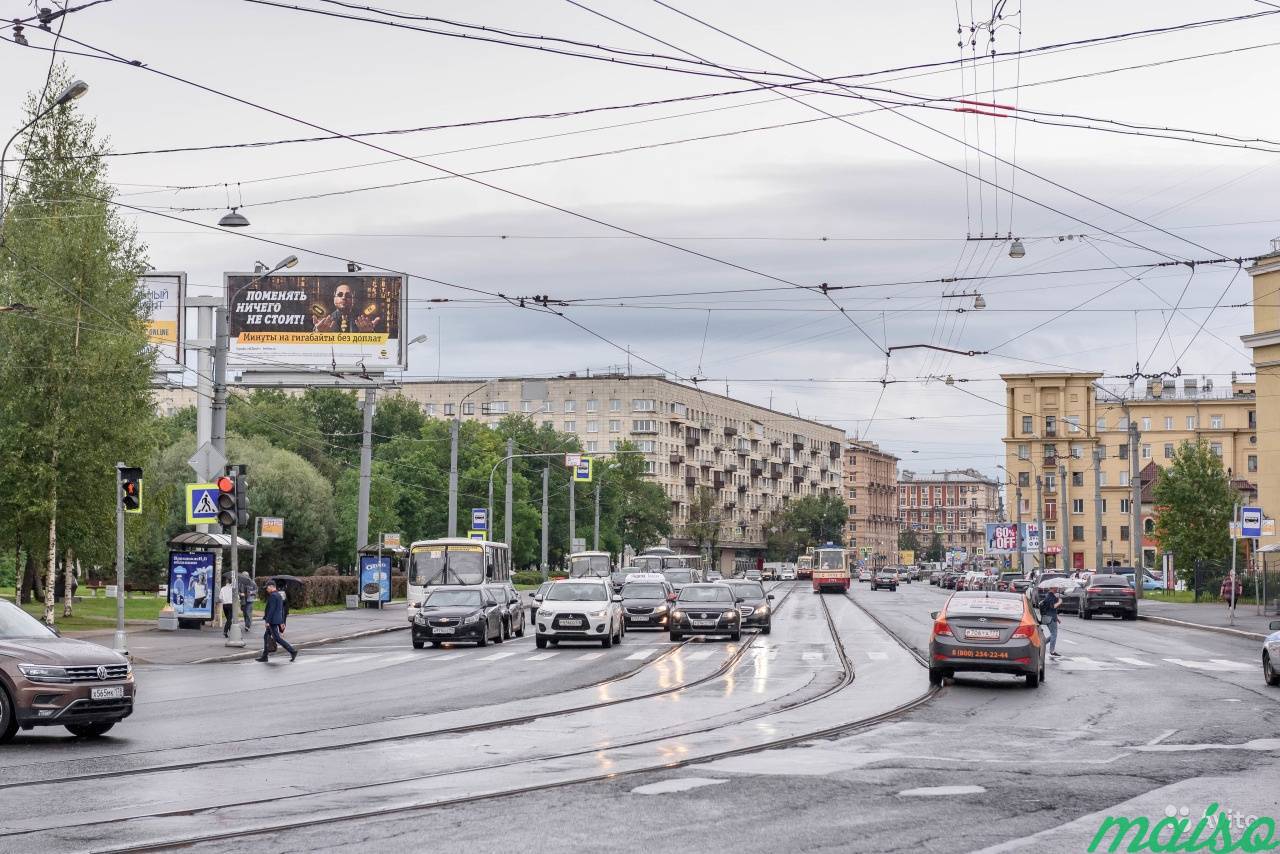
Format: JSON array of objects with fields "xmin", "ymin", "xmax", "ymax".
[
  {"xmin": 1164, "ymin": 658, "xmax": 1252, "ymax": 672},
  {"xmin": 576, "ymin": 652, "xmax": 604, "ymax": 660},
  {"xmin": 802, "ymin": 652, "xmax": 824, "ymax": 661},
  {"xmin": 430, "ymin": 653, "xmax": 463, "ymax": 661},
  {"xmin": 866, "ymin": 651, "xmax": 888, "ymax": 660},
  {"xmin": 625, "ymin": 648, "xmax": 660, "ymax": 660},
  {"xmin": 526, "ymin": 652, "xmax": 558, "ymax": 661},
  {"xmin": 1115, "ymin": 657, "xmax": 1155, "ymax": 668},
  {"xmin": 478, "ymin": 651, "xmax": 518, "ymax": 661},
  {"xmin": 1059, "ymin": 638, "xmax": 1080, "ymax": 645},
  {"xmin": 686, "ymin": 650, "xmax": 715, "ymax": 661},
  {"xmin": 1146, "ymin": 728, "xmax": 1177, "ymax": 746}
]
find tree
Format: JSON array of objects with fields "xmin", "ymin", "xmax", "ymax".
[
  {"xmin": 686, "ymin": 486, "xmax": 721, "ymax": 557},
  {"xmin": 923, "ymin": 532, "xmax": 944, "ymax": 562},
  {"xmin": 597, "ymin": 441, "xmax": 671, "ymax": 554},
  {"xmin": 899, "ymin": 528, "xmax": 920, "ymax": 553},
  {"xmin": 784, "ymin": 495, "xmax": 848, "ymax": 547},
  {"xmin": 1153, "ymin": 440, "xmax": 1236, "ymax": 584},
  {"xmin": 372, "ymin": 394, "xmax": 426, "ymax": 445},
  {"xmin": 0, "ymin": 68, "xmax": 154, "ymax": 623}
]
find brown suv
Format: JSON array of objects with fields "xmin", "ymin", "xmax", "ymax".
[{"xmin": 0, "ymin": 599, "xmax": 135, "ymax": 742}]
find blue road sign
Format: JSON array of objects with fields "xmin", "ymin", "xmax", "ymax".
[
  {"xmin": 1242, "ymin": 506, "xmax": 1263, "ymax": 538},
  {"xmin": 185, "ymin": 483, "xmax": 219, "ymax": 525},
  {"xmin": 471, "ymin": 508, "xmax": 488, "ymax": 531}
]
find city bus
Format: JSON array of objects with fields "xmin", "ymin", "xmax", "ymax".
[
  {"xmin": 811, "ymin": 544, "xmax": 850, "ymax": 594},
  {"xmin": 567, "ymin": 551, "xmax": 613, "ymax": 578},
  {"xmin": 797, "ymin": 554, "xmax": 813, "ymax": 580},
  {"xmin": 630, "ymin": 546, "xmax": 674, "ymax": 574},
  {"xmin": 406, "ymin": 538, "xmax": 512, "ymax": 621}
]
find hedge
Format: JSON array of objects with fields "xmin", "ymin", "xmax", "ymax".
[{"xmin": 253, "ymin": 575, "xmax": 406, "ymax": 608}]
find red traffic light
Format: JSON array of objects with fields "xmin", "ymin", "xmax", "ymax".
[{"xmin": 216, "ymin": 475, "xmax": 234, "ymax": 493}]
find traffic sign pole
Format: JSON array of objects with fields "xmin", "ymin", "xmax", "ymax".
[{"xmin": 113, "ymin": 463, "xmax": 127, "ymax": 655}]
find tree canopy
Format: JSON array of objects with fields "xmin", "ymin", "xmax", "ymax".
[{"xmin": 1152, "ymin": 440, "xmax": 1236, "ymax": 582}]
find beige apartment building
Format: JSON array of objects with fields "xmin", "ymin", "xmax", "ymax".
[
  {"xmin": 898, "ymin": 469, "xmax": 1001, "ymax": 560},
  {"xmin": 843, "ymin": 440, "xmax": 899, "ymax": 567},
  {"xmin": 1001, "ymin": 372, "xmax": 1257, "ymax": 570},
  {"xmin": 1244, "ymin": 243, "xmax": 1280, "ymax": 547}
]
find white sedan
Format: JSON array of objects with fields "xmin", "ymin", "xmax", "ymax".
[{"xmin": 1265, "ymin": 620, "xmax": 1280, "ymax": 687}]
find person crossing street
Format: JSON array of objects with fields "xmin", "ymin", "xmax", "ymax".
[
  {"xmin": 256, "ymin": 580, "xmax": 297, "ymax": 663},
  {"xmin": 219, "ymin": 579, "xmax": 235, "ymax": 639},
  {"xmin": 1041, "ymin": 586, "xmax": 1063, "ymax": 658}
]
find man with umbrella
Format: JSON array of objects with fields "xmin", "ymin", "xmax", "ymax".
[{"xmin": 1038, "ymin": 578, "xmax": 1068, "ymax": 658}]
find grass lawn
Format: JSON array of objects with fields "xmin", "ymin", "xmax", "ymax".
[{"xmin": 1, "ymin": 586, "xmax": 164, "ymax": 632}]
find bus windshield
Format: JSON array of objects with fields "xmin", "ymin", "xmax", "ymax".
[
  {"xmin": 411, "ymin": 545, "xmax": 485, "ymax": 586},
  {"xmin": 568, "ymin": 554, "xmax": 611, "ymax": 577},
  {"xmin": 632, "ymin": 555, "xmax": 663, "ymax": 573},
  {"xmin": 664, "ymin": 569, "xmax": 694, "ymax": 585},
  {"xmin": 815, "ymin": 550, "xmax": 844, "ymax": 569},
  {"xmin": 664, "ymin": 556, "xmax": 699, "ymax": 570}
]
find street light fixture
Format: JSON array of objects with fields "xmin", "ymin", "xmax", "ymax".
[
  {"xmin": 973, "ymin": 293, "xmax": 987, "ymax": 310},
  {"xmin": 218, "ymin": 207, "xmax": 251, "ymax": 228},
  {"xmin": 54, "ymin": 80, "xmax": 89, "ymax": 106},
  {"xmin": 1008, "ymin": 239, "xmax": 1026, "ymax": 259}
]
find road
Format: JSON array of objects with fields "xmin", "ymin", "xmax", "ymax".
[{"xmin": 2, "ymin": 580, "xmax": 1276, "ymax": 853}]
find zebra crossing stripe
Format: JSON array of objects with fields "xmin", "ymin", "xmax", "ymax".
[{"xmin": 625, "ymin": 648, "xmax": 660, "ymax": 661}]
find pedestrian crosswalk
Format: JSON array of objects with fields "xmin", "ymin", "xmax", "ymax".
[{"xmin": 1056, "ymin": 654, "xmax": 1255, "ymax": 673}]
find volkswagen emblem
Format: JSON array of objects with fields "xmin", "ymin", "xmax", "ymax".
[{"xmin": 95, "ymin": 665, "xmax": 107, "ymax": 680}]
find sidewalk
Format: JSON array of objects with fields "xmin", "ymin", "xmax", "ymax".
[
  {"xmin": 1138, "ymin": 597, "xmax": 1279, "ymax": 641},
  {"xmin": 64, "ymin": 605, "xmax": 408, "ymax": 665}
]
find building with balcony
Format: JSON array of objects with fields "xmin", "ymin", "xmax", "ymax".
[
  {"xmin": 1001, "ymin": 372, "xmax": 1257, "ymax": 570},
  {"xmin": 898, "ymin": 469, "xmax": 1000, "ymax": 560},
  {"xmin": 843, "ymin": 439, "xmax": 899, "ymax": 567}
]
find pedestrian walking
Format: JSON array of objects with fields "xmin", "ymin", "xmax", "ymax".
[
  {"xmin": 219, "ymin": 579, "xmax": 235, "ymax": 638},
  {"xmin": 1041, "ymin": 586, "xmax": 1063, "ymax": 658},
  {"xmin": 256, "ymin": 580, "xmax": 297, "ymax": 663},
  {"xmin": 237, "ymin": 571, "xmax": 257, "ymax": 630}
]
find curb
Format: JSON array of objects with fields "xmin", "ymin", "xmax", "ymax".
[
  {"xmin": 161, "ymin": 623, "xmax": 410, "ymax": 665},
  {"xmin": 1138, "ymin": 613, "xmax": 1267, "ymax": 642}
]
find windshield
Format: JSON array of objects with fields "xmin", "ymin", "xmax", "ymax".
[
  {"xmin": 664, "ymin": 556, "xmax": 699, "ymax": 570},
  {"xmin": 725, "ymin": 582, "xmax": 764, "ymax": 598},
  {"xmin": 815, "ymin": 550, "xmax": 844, "ymax": 569},
  {"xmin": 664, "ymin": 569, "xmax": 694, "ymax": 584},
  {"xmin": 411, "ymin": 545, "xmax": 484, "ymax": 586},
  {"xmin": 423, "ymin": 589, "xmax": 483, "ymax": 608},
  {"xmin": 623, "ymin": 583, "xmax": 665, "ymax": 598},
  {"xmin": 632, "ymin": 556, "xmax": 663, "ymax": 572},
  {"xmin": 546, "ymin": 582, "xmax": 608, "ymax": 602},
  {"xmin": 1092, "ymin": 575, "xmax": 1130, "ymax": 585},
  {"xmin": 569, "ymin": 555, "xmax": 612, "ymax": 577},
  {"xmin": 679, "ymin": 586, "xmax": 733, "ymax": 603},
  {"xmin": 0, "ymin": 600, "xmax": 55, "ymax": 639},
  {"xmin": 946, "ymin": 594, "xmax": 1026, "ymax": 619}
]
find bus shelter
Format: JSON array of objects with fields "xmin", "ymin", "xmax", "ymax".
[
  {"xmin": 164, "ymin": 532, "xmax": 252, "ymax": 630},
  {"xmin": 356, "ymin": 542, "xmax": 408, "ymax": 608}
]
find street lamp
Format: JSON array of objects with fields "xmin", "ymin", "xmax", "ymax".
[
  {"xmin": 1008, "ymin": 239, "xmax": 1026, "ymax": 259},
  {"xmin": 973, "ymin": 293, "xmax": 987, "ymax": 310},
  {"xmin": 0, "ymin": 79, "xmax": 89, "ymax": 229}
]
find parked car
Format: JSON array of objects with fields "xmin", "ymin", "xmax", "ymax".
[
  {"xmin": 0, "ymin": 599, "xmax": 135, "ymax": 742},
  {"xmin": 928, "ymin": 591, "xmax": 1047, "ymax": 688},
  {"xmin": 1263, "ymin": 620, "xmax": 1280, "ymax": 687},
  {"xmin": 536, "ymin": 578, "xmax": 625, "ymax": 648},
  {"xmin": 941, "ymin": 572, "xmax": 961, "ymax": 590},
  {"xmin": 871, "ymin": 569, "xmax": 899, "ymax": 591},
  {"xmin": 724, "ymin": 579, "xmax": 774, "ymax": 634},
  {"xmin": 412, "ymin": 586, "xmax": 504, "ymax": 649},
  {"xmin": 669, "ymin": 583, "xmax": 743, "ymax": 642},
  {"xmin": 620, "ymin": 579, "xmax": 675, "ymax": 630},
  {"xmin": 1079, "ymin": 574, "xmax": 1138, "ymax": 620}
]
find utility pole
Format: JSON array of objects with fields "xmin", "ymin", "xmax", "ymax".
[
  {"xmin": 504, "ymin": 437, "xmax": 514, "ymax": 546},
  {"xmin": 540, "ymin": 465, "xmax": 549, "ymax": 579},
  {"xmin": 210, "ymin": 306, "xmax": 228, "ymax": 459},
  {"xmin": 357, "ymin": 387, "xmax": 376, "ymax": 555},
  {"xmin": 1130, "ymin": 417, "xmax": 1143, "ymax": 598},
  {"xmin": 569, "ymin": 475, "xmax": 576, "ymax": 554},
  {"xmin": 1093, "ymin": 446, "xmax": 1104, "ymax": 570},
  {"xmin": 113, "ymin": 463, "xmax": 127, "ymax": 655},
  {"xmin": 1014, "ymin": 482, "xmax": 1023, "ymax": 573},
  {"xmin": 594, "ymin": 479, "xmax": 601, "ymax": 551},
  {"xmin": 1059, "ymin": 462, "xmax": 1069, "ymax": 570},
  {"xmin": 447, "ymin": 416, "xmax": 459, "ymax": 537},
  {"xmin": 188, "ymin": 298, "xmax": 219, "ymax": 535},
  {"xmin": 1035, "ymin": 474, "xmax": 1045, "ymax": 571}
]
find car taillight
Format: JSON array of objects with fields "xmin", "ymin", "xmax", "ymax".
[
  {"xmin": 932, "ymin": 617, "xmax": 951, "ymax": 638},
  {"xmin": 1087, "ymin": 587, "xmax": 1103, "ymax": 594},
  {"xmin": 1011, "ymin": 624, "xmax": 1036, "ymax": 639},
  {"xmin": 1120, "ymin": 588, "xmax": 1134, "ymax": 595}
]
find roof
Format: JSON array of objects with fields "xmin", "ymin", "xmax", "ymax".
[
  {"xmin": 899, "ymin": 468, "xmax": 998, "ymax": 485},
  {"xmin": 168, "ymin": 531, "xmax": 252, "ymax": 550}
]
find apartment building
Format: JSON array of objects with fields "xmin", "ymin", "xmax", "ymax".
[
  {"xmin": 843, "ymin": 440, "xmax": 899, "ymax": 567},
  {"xmin": 1001, "ymin": 372, "xmax": 1257, "ymax": 570},
  {"xmin": 898, "ymin": 469, "xmax": 1001, "ymax": 559},
  {"xmin": 1243, "ymin": 243, "xmax": 1280, "ymax": 546},
  {"xmin": 395, "ymin": 374, "xmax": 845, "ymax": 570}
]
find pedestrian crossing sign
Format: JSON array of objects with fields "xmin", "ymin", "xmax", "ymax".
[{"xmin": 185, "ymin": 483, "xmax": 219, "ymax": 525}]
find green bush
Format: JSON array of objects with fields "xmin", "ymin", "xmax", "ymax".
[{"xmin": 513, "ymin": 570, "xmax": 543, "ymax": 586}]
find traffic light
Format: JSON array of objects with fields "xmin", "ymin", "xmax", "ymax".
[
  {"xmin": 216, "ymin": 465, "xmax": 249, "ymax": 530},
  {"xmin": 118, "ymin": 466, "xmax": 142, "ymax": 514}
]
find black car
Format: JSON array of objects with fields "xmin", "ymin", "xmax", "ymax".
[
  {"xmin": 871, "ymin": 570, "xmax": 898, "ymax": 591},
  {"xmin": 609, "ymin": 570, "xmax": 629, "ymax": 591},
  {"xmin": 1030, "ymin": 573, "xmax": 1070, "ymax": 607},
  {"xmin": 723, "ymin": 579, "xmax": 774, "ymax": 633},
  {"xmin": 411, "ymin": 586, "xmax": 503, "ymax": 648},
  {"xmin": 529, "ymin": 581, "xmax": 552, "ymax": 623},
  {"xmin": 663, "ymin": 568, "xmax": 698, "ymax": 595},
  {"xmin": 620, "ymin": 579, "xmax": 675, "ymax": 630},
  {"xmin": 1080, "ymin": 573, "xmax": 1138, "ymax": 620},
  {"xmin": 489, "ymin": 583, "xmax": 526, "ymax": 639},
  {"xmin": 670, "ymin": 583, "xmax": 743, "ymax": 641},
  {"xmin": 941, "ymin": 573, "xmax": 961, "ymax": 590}
]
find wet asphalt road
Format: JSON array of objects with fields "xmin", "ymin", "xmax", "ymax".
[{"xmin": 2, "ymin": 580, "xmax": 1277, "ymax": 853}]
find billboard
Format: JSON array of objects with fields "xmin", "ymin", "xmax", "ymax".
[
  {"xmin": 986, "ymin": 523, "xmax": 1020, "ymax": 554},
  {"xmin": 225, "ymin": 271, "xmax": 406, "ymax": 371},
  {"xmin": 359, "ymin": 555, "xmax": 392, "ymax": 603},
  {"xmin": 168, "ymin": 551, "xmax": 215, "ymax": 620},
  {"xmin": 139, "ymin": 271, "xmax": 184, "ymax": 371}
]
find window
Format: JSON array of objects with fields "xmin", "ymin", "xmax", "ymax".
[
  {"xmin": 1099, "ymin": 472, "xmax": 1108, "ymax": 487},
  {"xmin": 1101, "ymin": 526, "xmax": 1108, "ymax": 540},
  {"xmin": 1141, "ymin": 417, "xmax": 1151, "ymax": 432},
  {"xmin": 1164, "ymin": 443, "xmax": 1174, "ymax": 459},
  {"xmin": 1210, "ymin": 415, "xmax": 1223, "ymax": 429},
  {"xmin": 521, "ymin": 401, "xmax": 533, "ymax": 413},
  {"xmin": 1046, "ymin": 525, "xmax": 1056, "ymax": 541},
  {"xmin": 608, "ymin": 419, "xmax": 621, "ymax": 433},
  {"xmin": 542, "ymin": 400, "xmax": 553, "ymax": 413},
  {"xmin": 1072, "ymin": 498, "xmax": 1084, "ymax": 513},
  {"xmin": 1066, "ymin": 416, "xmax": 1080, "ymax": 433},
  {"xmin": 1017, "ymin": 444, "xmax": 1030, "ymax": 460},
  {"xmin": 1018, "ymin": 471, "xmax": 1030, "ymax": 488},
  {"xmin": 1119, "ymin": 471, "xmax": 1130, "ymax": 487},
  {"xmin": 1210, "ymin": 442, "xmax": 1222, "ymax": 457},
  {"xmin": 488, "ymin": 401, "xmax": 509, "ymax": 414},
  {"xmin": 1120, "ymin": 525, "xmax": 1130, "ymax": 542},
  {"xmin": 643, "ymin": 460, "xmax": 656, "ymax": 475},
  {"xmin": 609, "ymin": 399, "xmax": 622, "ymax": 412},
  {"xmin": 1045, "ymin": 473, "xmax": 1057, "ymax": 493},
  {"xmin": 563, "ymin": 420, "xmax": 576, "ymax": 432},
  {"xmin": 1072, "ymin": 471, "xmax": 1084, "ymax": 487},
  {"xmin": 1071, "ymin": 443, "xmax": 1084, "ymax": 459},
  {"xmin": 587, "ymin": 399, "xmax": 599, "ymax": 413},
  {"xmin": 1096, "ymin": 416, "xmax": 1107, "ymax": 432},
  {"xmin": 1045, "ymin": 416, "xmax": 1057, "ymax": 436},
  {"xmin": 1118, "ymin": 444, "xmax": 1128, "ymax": 460},
  {"xmin": 632, "ymin": 419, "xmax": 657, "ymax": 432},
  {"xmin": 425, "ymin": 403, "xmax": 436, "ymax": 416},
  {"xmin": 1249, "ymin": 410, "xmax": 1257, "ymax": 429},
  {"xmin": 1249, "ymin": 455, "xmax": 1258, "ymax": 473},
  {"xmin": 461, "ymin": 402, "xmax": 475, "ymax": 416},
  {"xmin": 1044, "ymin": 499, "xmax": 1057, "ymax": 520},
  {"xmin": 1021, "ymin": 415, "xmax": 1033, "ymax": 434},
  {"xmin": 586, "ymin": 420, "xmax": 599, "ymax": 433},
  {"xmin": 608, "ymin": 440, "xmax": 620, "ymax": 451},
  {"xmin": 543, "ymin": 421, "xmax": 553, "ymax": 429},
  {"xmin": 1187, "ymin": 415, "xmax": 1197, "ymax": 430},
  {"xmin": 564, "ymin": 400, "xmax": 576, "ymax": 413},
  {"xmin": 1101, "ymin": 499, "xmax": 1107, "ymax": 513},
  {"xmin": 1145, "ymin": 518, "xmax": 1155, "ymax": 534},
  {"xmin": 443, "ymin": 403, "xmax": 455, "ymax": 416},
  {"xmin": 1019, "ymin": 498, "xmax": 1030, "ymax": 514},
  {"xmin": 585, "ymin": 440, "xmax": 598, "ymax": 452},
  {"xmin": 1141, "ymin": 444, "xmax": 1151, "ymax": 459},
  {"xmin": 637, "ymin": 440, "xmax": 656, "ymax": 453},
  {"xmin": 1164, "ymin": 416, "xmax": 1174, "ymax": 430},
  {"xmin": 1120, "ymin": 498, "xmax": 1130, "ymax": 513},
  {"xmin": 1072, "ymin": 526, "xmax": 1085, "ymax": 542},
  {"xmin": 633, "ymin": 399, "xmax": 656, "ymax": 412}
]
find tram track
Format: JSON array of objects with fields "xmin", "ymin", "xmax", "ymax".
[
  {"xmin": 18, "ymin": 586, "xmax": 939, "ymax": 854},
  {"xmin": 0, "ymin": 583, "xmax": 799, "ymax": 792}
]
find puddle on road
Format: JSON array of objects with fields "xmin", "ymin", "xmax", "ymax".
[
  {"xmin": 898, "ymin": 785, "xmax": 987, "ymax": 797},
  {"xmin": 631, "ymin": 777, "xmax": 728, "ymax": 795}
]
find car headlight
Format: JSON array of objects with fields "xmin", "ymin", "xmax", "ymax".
[
  {"xmin": 462, "ymin": 612, "xmax": 484, "ymax": 624},
  {"xmin": 537, "ymin": 608, "xmax": 553, "ymax": 616},
  {"xmin": 588, "ymin": 609, "xmax": 608, "ymax": 619},
  {"xmin": 724, "ymin": 611, "xmax": 738, "ymax": 620},
  {"xmin": 754, "ymin": 605, "xmax": 770, "ymax": 616},
  {"xmin": 413, "ymin": 613, "xmax": 428, "ymax": 625},
  {"xmin": 18, "ymin": 664, "xmax": 68, "ymax": 682},
  {"xmin": 672, "ymin": 610, "xmax": 685, "ymax": 620},
  {"xmin": 652, "ymin": 603, "xmax": 668, "ymax": 613}
]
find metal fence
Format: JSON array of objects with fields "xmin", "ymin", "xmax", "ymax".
[{"xmin": 1192, "ymin": 557, "xmax": 1280, "ymax": 614}]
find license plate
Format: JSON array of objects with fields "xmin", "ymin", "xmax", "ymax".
[
  {"xmin": 433, "ymin": 627, "xmax": 455, "ymax": 635},
  {"xmin": 559, "ymin": 619, "xmax": 583, "ymax": 627},
  {"xmin": 964, "ymin": 628, "xmax": 1001, "ymax": 639},
  {"xmin": 91, "ymin": 686, "xmax": 123, "ymax": 700},
  {"xmin": 630, "ymin": 616, "xmax": 648, "ymax": 622},
  {"xmin": 1105, "ymin": 601, "xmax": 1120, "ymax": 606},
  {"xmin": 692, "ymin": 620, "xmax": 716, "ymax": 628}
]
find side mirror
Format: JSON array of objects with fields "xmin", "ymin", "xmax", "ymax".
[
  {"xmin": 767, "ymin": 594, "xmax": 775, "ymax": 600},
  {"xmin": 612, "ymin": 594, "xmax": 622, "ymax": 602},
  {"xmin": 930, "ymin": 611, "xmax": 939, "ymax": 620},
  {"xmin": 1270, "ymin": 620, "xmax": 1280, "ymax": 632},
  {"xmin": 735, "ymin": 596, "xmax": 745, "ymax": 603}
]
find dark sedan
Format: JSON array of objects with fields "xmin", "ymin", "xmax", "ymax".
[
  {"xmin": 929, "ymin": 591, "xmax": 1047, "ymax": 688},
  {"xmin": 871, "ymin": 570, "xmax": 898, "ymax": 591},
  {"xmin": 620, "ymin": 580, "xmax": 675, "ymax": 630},
  {"xmin": 723, "ymin": 579, "xmax": 774, "ymax": 633},
  {"xmin": 411, "ymin": 587, "xmax": 503, "ymax": 648},
  {"xmin": 1080, "ymin": 574, "xmax": 1138, "ymax": 620},
  {"xmin": 670, "ymin": 583, "xmax": 742, "ymax": 642}
]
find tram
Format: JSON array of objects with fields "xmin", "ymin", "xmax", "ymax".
[
  {"xmin": 406, "ymin": 537, "xmax": 512, "ymax": 621},
  {"xmin": 796, "ymin": 554, "xmax": 814, "ymax": 580},
  {"xmin": 811, "ymin": 543, "xmax": 850, "ymax": 594}
]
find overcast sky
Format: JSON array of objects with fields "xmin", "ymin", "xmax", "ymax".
[{"xmin": 4, "ymin": 0, "xmax": 1279, "ymax": 476}]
